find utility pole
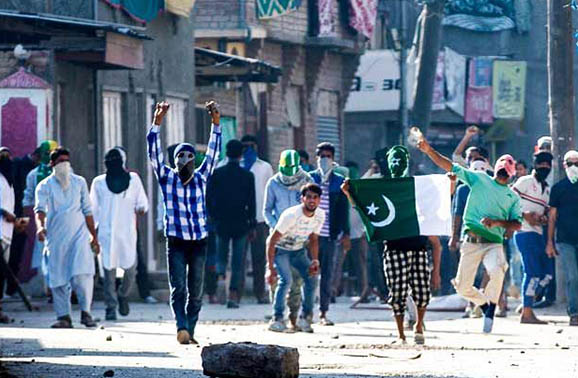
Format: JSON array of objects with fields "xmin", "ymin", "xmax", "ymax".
[
  {"xmin": 399, "ymin": 0, "xmax": 409, "ymax": 144},
  {"xmin": 410, "ymin": 0, "xmax": 446, "ymax": 134},
  {"xmin": 547, "ymin": 0, "xmax": 575, "ymax": 302}
]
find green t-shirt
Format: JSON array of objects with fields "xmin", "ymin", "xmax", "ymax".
[{"xmin": 452, "ymin": 164, "xmax": 522, "ymax": 243}]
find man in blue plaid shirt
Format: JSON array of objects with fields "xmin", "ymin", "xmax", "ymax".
[{"xmin": 148, "ymin": 100, "xmax": 222, "ymax": 345}]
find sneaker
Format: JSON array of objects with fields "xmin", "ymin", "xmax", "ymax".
[
  {"xmin": 118, "ymin": 297, "xmax": 130, "ymax": 317},
  {"xmin": 495, "ymin": 308, "xmax": 507, "ymax": 318},
  {"xmin": 483, "ymin": 317, "xmax": 494, "ymax": 333},
  {"xmin": 105, "ymin": 307, "xmax": 117, "ymax": 321},
  {"xmin": 296, "ymin": 317, "xmax": 314, "ymax": 333},
  {"xmin": 177, "ymin": 329, "xmax": 190, "ymax": 345},
  {"xmin": 144, "ymin": 295, "xmax": 158, "ymax": 304},
  {"xmin": 268, "ymin": 319, "xmax": 288, "ymax": 333},
  {"xmin": 570, "ymin": 316, "xmax": 578, "ymax": 326},
  {"xmin": 51, "ymin": 315, "xmax": 73, "ymax": 329},
  {"xmin": 226, "ymin": 300, "xmax": 240, "ymax": 309},
  {"xmin": 80, "ymin": 311, "xmax": 97, "ymax": 328},
  {"xmin": 319, "ymin": 317, "xmax": 334, "ymax": 326}
]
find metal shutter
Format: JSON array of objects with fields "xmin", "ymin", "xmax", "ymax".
[{"xmin": 317, "ymin": 116, "xmax": 341, "ymax": 161}]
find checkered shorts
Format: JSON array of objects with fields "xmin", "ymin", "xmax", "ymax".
[{"xmin": 384, "ymin": 249, "xmax": 431, "ymax": 316}]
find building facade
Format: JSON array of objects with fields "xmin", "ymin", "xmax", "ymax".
[
  {"xmin": 345, "ymin": 0, "xmax": 578, "ymax": 171},
  {"xmin": 0, "ymin": 0, "xmax": 196, "ymax": 282},
  {"xmin": 194, "ymin": 0, "xmax": 365, "ymax": 168}
]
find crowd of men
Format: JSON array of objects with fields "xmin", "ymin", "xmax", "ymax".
[{"xmin": 1, "ymin": 100, "xmax": 578, "ymax": 347}]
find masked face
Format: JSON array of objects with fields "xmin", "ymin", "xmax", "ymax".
[
  {"xmin": 566, "ymin": 161, "xmax": 578, "ymax": 184},
  {"xmin": 387, "ymin": 147, "xmax": 409, "ymax": 178},
  {"xmin": 279, "ymin": 150, "xmax": 300, "ymax": 177},
  {"xmin": 54, "ymin": 161, "xmax": 71, "ymax": 189},
  {"xmin": 176, "ymin": 150, "xmax": 195, "ymax": 172},
  {"xmin": 317, "ymin": 156, "xmax": 333, "ymax": 173}
]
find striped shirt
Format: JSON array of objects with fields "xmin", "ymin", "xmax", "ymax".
[
  {"xmin": 512, "ymin": 174, "xmax": 549, "ymax": 235},
  {"xmin": 147, "ymin": 124, "xmax": 221, "ymax": 241},
  {"xmin": 319, "ymin": 181, "xmax": 330, "ymax": 237}
]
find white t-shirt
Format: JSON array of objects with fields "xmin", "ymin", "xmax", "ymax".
[
  {"xmin": 275, "ymin": 205, "xmax": 326, "ymax": 251},
  {"xmin": 512, "ymin": 174, "xmax": 549, "ymax": 234}
]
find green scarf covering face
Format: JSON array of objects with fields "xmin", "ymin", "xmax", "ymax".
[
  {"xmin": 279, "ymin": 149, "xmax": 300, "ymax": 177},
  {"xmin": 387, "ymin": 145, "xmax": 410, "ymax": 178},
  {"xmin": 37, "ymin": 140, "xmax": 58, "ymax": 184}
]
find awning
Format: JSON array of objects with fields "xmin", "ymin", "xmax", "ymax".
[
  {"xmin": 195, "ymin": 47, "xmax": 282, "ymax": 85},
  {"xmin": 0, "ymin": 10, "xmax": 151, "ymax": 69}
]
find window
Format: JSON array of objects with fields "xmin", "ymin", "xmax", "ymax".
[
  {"xmin": 165, "ymin": 97, "xmax": 186, "ymax": 146},
  {"xmin": 102, "ymin": 91, "xmax": 123, "ymax": 152}
]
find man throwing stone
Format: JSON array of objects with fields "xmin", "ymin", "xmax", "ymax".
[
  {"xmin": 266, "ymin": 183, "xmax": 324, "ymax": 333},
  {"xmin": 148, "ymin": 101, "xmax": 221, "ymax": 344},
  {"xmin": 417, "ymin": 137, "xmax": 521, "ymax": 333}
]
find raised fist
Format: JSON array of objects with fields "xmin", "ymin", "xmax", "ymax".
[
  {"xmin": 153, "ymin": 101, "xmax": 170, "ymax": 126},
  {"xmin": 205, "ymin": 100, "xmax": 220, "ymax": 125}
]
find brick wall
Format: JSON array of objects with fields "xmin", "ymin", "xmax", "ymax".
[{"xmin": 195, "ymin": 0, "xmax": 241, "ymax": 30}]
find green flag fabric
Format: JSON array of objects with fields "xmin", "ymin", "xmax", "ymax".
[
  {"xmin": 349, "ymin": 175, "xmax": 452, "ymax": 242},
  {"xmin": 257, "ymin": 0, "xmax": 302, "ymax": 19}
]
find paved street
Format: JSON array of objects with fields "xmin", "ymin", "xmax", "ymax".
[{"xmin": 1, "ymin": 297, "xmax": 577, "ymax": 378}]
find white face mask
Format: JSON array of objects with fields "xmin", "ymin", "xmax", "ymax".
[
  {"xmin": 54, "ymin": 161, "xmax": 71, "ymax": 189},
  {"xmin": 566, "ymin": 164, "xmax": 578, "ymax": 184}
]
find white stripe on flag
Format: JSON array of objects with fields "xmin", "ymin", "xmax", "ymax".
[{"xmin": 414, "ymin": 174, "xmax": 452, "ymax": 236}]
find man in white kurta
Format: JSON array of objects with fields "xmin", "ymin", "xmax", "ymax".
[
  {"xmin": 35, "ymin": 147, "xmax": 100, "ymax": 328},
  {"xmin": 90, "ymin": 147, "xmax": 148, "ymax": 321}
]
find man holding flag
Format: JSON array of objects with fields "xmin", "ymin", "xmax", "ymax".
[
  {"xmin": 342, "ymin": 145, "xmax": 445, "ymax": 345},
  {"xmin": 416, "ymin": 137, "xmax": 522, "ymax": 334}
]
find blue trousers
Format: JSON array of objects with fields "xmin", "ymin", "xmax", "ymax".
[
  {"xmin": 556, "ymin": 243, "xmax": 578, "ymax": 316},
  {"xmin": 272, "ymin": 248, "xmax": 317, "ymax": 321},
  {"xmin": 514, "ymin": 232, "xmax": 553, "ymax": 308},
  {"xmin": 319, "ymin": 237, "xmax": 337, "ymax": 313},
  {"xmin": 216, "ymin": 234, "xmax": 248, "ymax": 294},
  {"xmin": 167, "ymin": 237, "xmax": 206, "ymax": 336}
]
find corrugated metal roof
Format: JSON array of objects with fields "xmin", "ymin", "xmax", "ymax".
[{"xmin": 0, "ymin": 10, "xmax": 152, "ymax": 40}]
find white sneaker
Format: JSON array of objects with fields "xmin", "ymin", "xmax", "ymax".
[
  {"xmin": 296, "ymin": 317, "xmax": 313, "ymax": 333},
  {"xmin": 144, "ymin": 296, "xmax": 158, "ymax": 304},
  {"xmin": 268, "ymin": 320, "xmax": 288, "ymax": 333}
]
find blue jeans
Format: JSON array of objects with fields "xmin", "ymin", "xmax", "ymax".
[
  {"xmin": 515, "ymin": 232, "xmax": 553, "ymax": 307},
  {"xmin": 556, "ymin": 243, "xmax": 578, "ymax": 316},
  {"xmin": 509, "ymin": 237, "xmax": 523, "ymax": 289},
  {"xmin": 319, "ymin": 237, "xmax": 337, "ymax": 313},
  {"xmin": 167, "ymin": 237, "xmax": 207, "ymax": 335},
  {"xmin": 440, "ymin": 236, "xmax": 457, "ymax": 295},
  {"xmin": 272, "ymin": 248, "xmax": 317, "ymax": 321},
  {"xmin": 216, "ymin": 234, "xmax": 248, "ymax": 294}
]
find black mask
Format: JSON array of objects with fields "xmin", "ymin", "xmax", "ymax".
[
  {"xmin": 0, "ymin": 157, "xmax": 14, "ymax": 187},
  {"xmin": 535, "ymin": 167, "xmax": 551, "ymax": 182},
  {"xmin": 178, "ymin": 161, "xmax": 195, "ymax": 185},
  {"xmin": 104, "ymin": 148, "xmax": 130, "ymax": 194}
]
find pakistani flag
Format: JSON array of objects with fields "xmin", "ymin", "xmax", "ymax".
[{"xmin": 349, "ymin": 175, "xmax": 452, "ymax": 242}]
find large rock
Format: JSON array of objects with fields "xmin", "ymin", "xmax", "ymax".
[{"xmin": 201, "ymin": 342, "xmax": 299, "ymax": 378}]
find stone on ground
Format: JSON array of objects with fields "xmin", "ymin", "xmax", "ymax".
[{"xmin": 201, "ymin": 342, "xmax": 299, "ymax": 378}]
